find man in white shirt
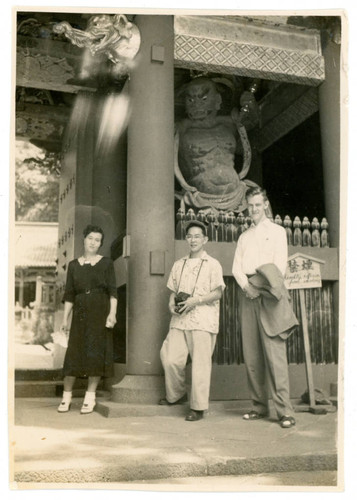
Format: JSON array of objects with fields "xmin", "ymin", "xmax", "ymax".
[
  {"xmin": 159, "ymin": 220, "xmax": 225, "ymax": 421},
  {"xmin": 232, "ymin": 186, "xmax": 296, "ymax": 429}
]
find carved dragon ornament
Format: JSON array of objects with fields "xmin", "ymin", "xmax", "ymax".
[{"xmin": 53, "ymin": 14, "xmax": 141, "ymax": 74}]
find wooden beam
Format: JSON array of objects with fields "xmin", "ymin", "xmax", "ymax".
[
  {"xmin": 16, "ymin": 103, "xmax": 70, "ymax": 145},
  {"xmin": 174, "ymin": 15, "xmax": 325, "ymax": 86},
  {"xmin": 259, "ymin": 83, "xmax": 312, "ymax": 126},
  {"xmin": 251, "ymin": 86, "xmax": 319, "ymax": 151},
  {"xmin": 16, "ymin": 35, "xmax": 97, "ymax": 93}
]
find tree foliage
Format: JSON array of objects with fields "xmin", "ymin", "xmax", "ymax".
[{"xmin": 15, "ymin": 141, "xmax": 60, "ymax": 222}]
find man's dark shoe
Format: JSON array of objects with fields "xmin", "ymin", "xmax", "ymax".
[
  {"xmin": 243, "ymin": 410, "xmax": 267, "ymax": 420},
  {"xmin": 185, "ymin": 409, "xmax": 204, "ymax": 421},
  {"xmin": 280, "ymin": 415, "xmax": 296, "ymax": 428},
  {"xmin": 158, "ymin": 394, "xmax": 187, "ymax": 406}
]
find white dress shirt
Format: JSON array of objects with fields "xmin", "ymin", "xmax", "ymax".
[{"xmin": 232, "ymin": 217, "xmax": 288, "ymax": 290}]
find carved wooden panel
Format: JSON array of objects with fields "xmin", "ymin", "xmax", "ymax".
[
  {"xmin": 16, "ymin": 36, "xmax": 94, "ymax": 93},
  {"xmin": 174, "ymin": 16, "xmax": 325, "ymax": 86},
  {"xmin": 16, "ymin": 104, "xmax": 70, "ymax": 144},
  {"xmin": 174, "ymin": 34, "xmax": 325, "ymax": 86}
]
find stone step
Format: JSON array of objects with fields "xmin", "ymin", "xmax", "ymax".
[
  {"xmin": 15, "ymin": 381, "xmax": 62, "ymax": 398},
  {"xmin": 96, "ymin": 398, "xmax": 320, "ymax": 418},
  {"xmin": 96, "ymin": 399, "xmax": 253, "ymax": 418},
  {"xmin": 15, "ymin": 380, "xmax": 107, "ymax": 398},
  {"xmin": 15, "ymin": 369, "xmax": 63, "ymax": 381}
]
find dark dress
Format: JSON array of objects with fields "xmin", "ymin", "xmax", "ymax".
[{"xmin": 62, "ymin": 257, "xmax": 117, "ymax": 377}]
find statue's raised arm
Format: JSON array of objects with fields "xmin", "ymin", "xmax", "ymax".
[{"xmin": 174, "ymin": 126, "xmax": 198, "ymax": 193}]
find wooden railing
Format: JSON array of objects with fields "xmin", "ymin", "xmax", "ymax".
[
  {"xmin": 14, "ymin": 303, "xmax": 55, "ymax": 345},
  {"xmin": 175, "ymin": 208, "xmax": 330, "ymax": 247},
  {"xmin": 14, "ymin": 303, "xmax": 33, "ymax": 321}
]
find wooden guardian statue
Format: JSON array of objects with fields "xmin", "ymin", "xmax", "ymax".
[{"xmin": 174, "ymin": 77, "xmax": 260, "ymax": 213}]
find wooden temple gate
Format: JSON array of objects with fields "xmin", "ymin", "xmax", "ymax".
[{"xmin": 15, "ymin": 12, "xmax": 341, "ymax": 402}]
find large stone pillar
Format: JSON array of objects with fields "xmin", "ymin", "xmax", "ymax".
[
  {"xmin": 318, "ymin": 38, "xmax": 341, "ymax": 248},
  {"xmin": 111, "ymin": 15, "xmax": 175, "ymax": 403},
  {"xmin": 318, "ymin": 33, "xmax": 341, "ymax": 350},
  {"xmin": 19, "ymin": 270, "xmax": 24, "ymax": 307},
  {"xmin": 35, "ymin": 276, "xmax": 42, "ymax": 305}
]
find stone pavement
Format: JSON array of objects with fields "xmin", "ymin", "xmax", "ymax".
[{"xmin": 11, "ymin": 396, "xmax": 340, "ymax": 489}]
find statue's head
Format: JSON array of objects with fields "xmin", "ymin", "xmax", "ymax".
[
  {"xmin": 87, "ymin": 15, "xmax": 113, "ymax": 35},
  {"xmin": 184, "ymin": 78, "xmax": 222, "ymax": 121}
]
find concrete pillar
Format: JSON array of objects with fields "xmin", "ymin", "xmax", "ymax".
[
  {"xmin": 318, "ymin": 37, "xmax": 341, "ymax": 348},
  {"xmin": 111, "ymin": 15, "xmax": 175, "ymax": 403},
  {"xmin": 318, "ymin": 39, "xmax": 340, "ymax": 248},
  {"xmin": 35, "ymin": 275, "xmax": 42, "ymax": 305},
  {"xmin": 19, "ymin": 270, "xmax": 24, "ymax": 307}
]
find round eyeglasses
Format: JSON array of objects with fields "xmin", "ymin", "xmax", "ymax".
[{"xmin": 185, "ymin": 234, "xmax": 205, "ymax": 240}]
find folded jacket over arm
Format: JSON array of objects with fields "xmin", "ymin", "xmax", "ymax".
[{"xmin": 248, "ymin": 263, "xmax": 299, "ymax": 339}]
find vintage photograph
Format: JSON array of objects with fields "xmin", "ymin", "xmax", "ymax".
[{"xmin": 8, "ymin": 5, "xmax": 347, "ymax": 492}]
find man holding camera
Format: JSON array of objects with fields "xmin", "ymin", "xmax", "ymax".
[{"xmin": 159, "ymin": 220, "xmax": 225, "ymax": 421}]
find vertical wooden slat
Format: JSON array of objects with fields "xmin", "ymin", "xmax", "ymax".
[
  {"xmin": 311, "ymin": 217, "xmax": 321, "ymax": 247},
  {"xmin": 299, "ymin": 288, "xmax": 316, "ymax": 406},
  {"xmin": 293, "ymin": 216, "xmax": 302, "ymax": 246},
  {"xmin": 284, "ymin": 216, "xmax": 293, "ymax": 245},
  {"xmin": 207, "ymin": 211, "xmax": 217, "ymax": 242},
  {"xmin": 321, "ymin": 218, "xmax": 330, "ymax": 247},
  {"xmin": 226, "ymin": 211, "xmax": 237, "ymax": 242},
  {"xmin": 175, "ymin": 208, "xmax": 185, "ymax": 240},
  {"xmin": 215, "ymin": 279, "xmax": 336, "ymax": 365},
  {"xmin": 217, "ymin": 211, "xmax": 226, "ymax": 242},
  {"xmin": 236, "ymin": 212, "xmax": 245, "ymax": 241},
  {"xmin": 302, "ymin": 217, "xmax": 312, "ymax": 247}
]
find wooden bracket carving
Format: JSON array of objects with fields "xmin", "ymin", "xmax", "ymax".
[{"xmin": 53, "ymin": 14, "xmax": 141, "ymax": 76}]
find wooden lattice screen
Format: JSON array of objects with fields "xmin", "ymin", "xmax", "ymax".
[{"xmin": 213, "ymin": 277, "xmax": 337, "ymax": 365}]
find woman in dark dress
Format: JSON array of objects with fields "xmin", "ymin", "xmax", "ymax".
[{"xmin": 58, "ymin": 225, "xmax": 117, "ymax": 414}]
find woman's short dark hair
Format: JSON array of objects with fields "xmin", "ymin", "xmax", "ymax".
[{"xmin": 83, "ymin": 225, "xmax": 105, "ymax": 247}]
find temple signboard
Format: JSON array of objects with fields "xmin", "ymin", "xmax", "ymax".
[
  {"xmin": 284, "ymin": 252, "xmax": 327, "ymax": 411},
  {"xmin": 284, "ymin": 253, "xmax": 325, "ymax": 290}
]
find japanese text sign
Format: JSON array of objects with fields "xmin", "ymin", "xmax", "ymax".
[{"xmin": 284, "ymin": 253, "xmax": 325, "ymax": 290}]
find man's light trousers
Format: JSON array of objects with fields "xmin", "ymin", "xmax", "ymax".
[{"xmin": 160, "ymin": 328, "xmax": 217, "ymax": 411}]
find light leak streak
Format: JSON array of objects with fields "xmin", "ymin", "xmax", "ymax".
[{"xmin": 96, "ymin": 87, "xmax": 131, "ymax": 156}]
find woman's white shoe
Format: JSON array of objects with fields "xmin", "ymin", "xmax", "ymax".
[
  {"xmin": 57, "ymin": 391, "xmax": 72, "ymax": 413},
  {"xmin": 57, "ymin": 401, "xmax": 71, "ymax": 412},
  {"xmin": 80, "ymin": 391, "xmax": 96, "ymax": 414}
]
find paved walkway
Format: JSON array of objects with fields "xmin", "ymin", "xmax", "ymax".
[{"xmin": 11, "ymin": 397, "xmax": 339, "ymax": 489}]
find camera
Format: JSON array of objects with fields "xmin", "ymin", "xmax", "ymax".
[{"xmin": 174, "ymin": 292, "xmax": 191, "ymax": 314}]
